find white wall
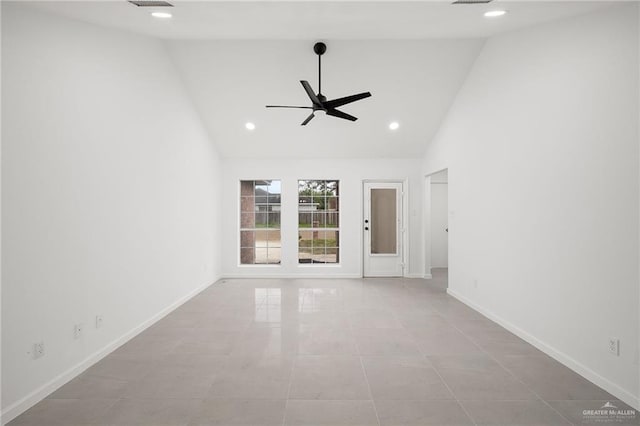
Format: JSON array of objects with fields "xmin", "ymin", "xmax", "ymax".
[
  {"xmin": 0, "ymin": 3, "xmax": 4, "ymax": 421},
  {"xmin": 221, "ymin": 158, "xmax": 423, "ymax": 278},
  {"xmin": 423, "ymin": 4, "xmax": 639, "ymax": 408},
  {"xmin": 430, "ymin": 183, "xmax": 448, "ymax": 268},
  {"xmin": 1, "ymin": 4, "xmax": 221, "ymax": 422}
]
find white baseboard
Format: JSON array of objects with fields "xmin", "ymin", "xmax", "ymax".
[
  {"xmin": 1, "ymin": 277, "xmax": 219, "ymax": 425},
  {"xmin": 423, "ymin": 274, "xmax": 433, "ymax": 279},
  {"xmin": 447, "ymin": 288, "xmax": 640, "ymax": 411},
  {"xmin": 223, "ymin": 273, "xmax": 427, "ymax": 280},
  {"xmin": 221, "ymin": 273, "xmax": 362, "ymax": 279},
  {"xmin": 403, "ymin": 273, "xmax": 426, "ymax": 279}
]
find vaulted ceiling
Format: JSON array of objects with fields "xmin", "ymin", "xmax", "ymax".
[
  {"xmin": 166, "ymin": 39, "xmax": 483, "ymax": 158},
  {"xmin": 26, "ymin": 1, "xmax": 615, "ymax": 158}
]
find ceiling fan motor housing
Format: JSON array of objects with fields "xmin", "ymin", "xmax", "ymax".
[{"xmin": 313, "ymin": 42, "xmax": 327, "ymax": 56}]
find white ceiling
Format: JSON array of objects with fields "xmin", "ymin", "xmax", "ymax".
[
  {"xmin": 26, "ymin": 1, "xmax": 614, "ymax": 40},
  {"xmin": 21, "ymin": 1, "xmax": 620, "ymax": 158}
]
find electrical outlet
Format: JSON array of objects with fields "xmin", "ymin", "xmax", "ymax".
[
  {"xmin": 33, "ymin": 341, "xmax": 45, "ymax": 359},
  {"xmin": 608, "ymin": 337, "xmax": 620, "ymax": 356},
  {"xmin": 74, "ymin": 323, "xmax": 84, "ymax": 339},
  {"xmin": 95, "ymin": 315, "xmax": 103, "ymax": 329}
]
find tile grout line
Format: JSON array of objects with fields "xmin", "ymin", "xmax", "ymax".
[
  {"xmin": 358, "ymin": 356, "xmax": 382, "ymax": 426},
  {"xmin": 445, "ymin": 317, "xmax": 577, "ymax": 426},
  {"xmin": 398, "ymin": 303, "xmax": 478, "ymax": 426},
  {"xmin": 351, "ymin": 309, "xmax": 381, "ymax": 426},
  {"xmin": 430, "ymin": 366, "xmax": 478, "ymax": 426},
  {"xmin": 417, "ymin": 342, "xmax": 478, "ymax": 426},
  {"xmin": 485, "ymin": 356, "xmax": 577, "ymax": 426},
  {"xmin": 281, "ymin": 352, "xmax": 297, "ymax": 426}
]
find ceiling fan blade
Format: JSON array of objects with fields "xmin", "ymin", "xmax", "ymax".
[
  {"xmin": 324, "ymin": 92, "xmax": 372, "ymax": 109},
  {"xmin": 326, "ymin": 108, "xmax": 357, "ymax": 122},
  {"xmin": 300, "ymin": 80, "xmax": 322, "ymax": 106},
  {"xmin": 266, "ymin": 105, "xmax": 314, "ymax": 109},
  {"xmin": 301, "ymin": 113, "xmax": 315, "ymax": 126}
]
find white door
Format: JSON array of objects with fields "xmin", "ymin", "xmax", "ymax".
[
  {"xmin": 431, "ymin": 182, "xmax": 448, "ymax": 268},
  {"xmin": 363, "ymin": 182, "xmax": 404, "ymax": 277}
]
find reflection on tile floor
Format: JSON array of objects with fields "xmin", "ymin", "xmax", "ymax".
[{"xmin": 9, "ymin": 269, "xmax": 637, "ymax": 425}]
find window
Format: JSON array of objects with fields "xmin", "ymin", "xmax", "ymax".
[
  {"xmin": 240, "ymin": 180, "xmax": 281, "ymax": 265},
  {"xmin": 298, "ymin": 180, "xmax": 339, "ymax": 264}
]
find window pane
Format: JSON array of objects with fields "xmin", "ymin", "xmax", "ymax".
[
  {"xmin": 299, "ymin": 212, "xmax": 311, "ymax": 228},
  {"xmin": 311, "ymin": 234, "xmax": 324, "ymax": 255},
  {"xmin": 255, "ymin": 182, "xmax": 269, "ymax": 195},
  {"xmin": 324, "ymin": 230, "xmax": 339, "ymax": 246},
  {"xmin": 299, "ymin": 195, "xmax": 312, "ymax": 205},
  {"xmin": 255, "ymin": 229, "xmax": 268, "ymax": 247},
  {"xmin": 240, "ymin": 247, "xmax": 254, "ymax": 264},
  {"xmin": 268, "ymin": 212, "xmax": 280, "ymax": 228},
  {"xmin": 240, "ymin": 212, "xmax": 254, "ymax": 229},
  {"xmin": 267, "ymin": 230, "xmax": 281, "ymax": 248},
  {"xmin": 313, "ymin": 230, "xmax": 326, "ymax": 250},
  {"xmin": 324, "ymin": 252, "xmax": 338, "ymax": 263},
  {"xmin": 312, "ymin": 193, "xmax": 325, "ymax": 208},
  {"xmin": 240, "ymin": 231, "xmax": 255, "ymax": 248},
  {"xmin": 326, "ymin": 181, "xmax": 339, "ymax": 196},
  {"xmin": 266, "ymin": 250, "xmax": 281, "ymax": 265},
  {"xmin": 312, "ymin": 212, "xmax": 326, "ymax": 227},
  {"xmin": 327, "ymin": 210, "xmax": 339, "ymax": 228},
  {"xmin": 298, "ymin": 247, "xmax": 312, "ymax": 263},
  {"xmin": 241, "ymin": 196, "xmax": 255, "ymax": 213},
  {"xmin": 326, "ymin": 196, "xmax": 339, "ymax": 211},
  {"xmin": 240, "ymin": 181, "xmax": 255, "ymax": 196},
  {"xmin": 254, "ymin": 247, "xmax": 268, "ymax": 263},
  {"xmin": 371, "ymin": 188, "xmax": 397, "ymax": 254},
  {"xmin": 255, "ymin": 210, "xmax": 268, "ymax": 227}
]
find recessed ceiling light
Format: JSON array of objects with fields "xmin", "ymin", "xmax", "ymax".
[
  {"xmin": 151, "ymin": 11, "xmax": 172, "ymax": 18},
  {"xmin": 484, "ymin": 10, "xmax": 507, "ymax": 18},
  {"xmin": 245, "ymin": 122, "xmax": 256, "ymax": 131},
  {"xmin": 389, "ymin": 122, "xmax": 400, "ymax": 130}
]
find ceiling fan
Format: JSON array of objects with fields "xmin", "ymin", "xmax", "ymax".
[{"xmin": 266, "ymin": 42, "xmax": 372, "ymax": 126}]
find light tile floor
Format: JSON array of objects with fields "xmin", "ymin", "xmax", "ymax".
[{"xmin": 9, "ymin": 269, "xmax": 638, "ymax": 425}]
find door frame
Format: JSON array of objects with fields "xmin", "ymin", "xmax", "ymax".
[
  {"xmin": 361, "ymin": 179, "xmax": 409, "ymax": 278},
  {"xmin": 423, "ymin": 169, "xmax": 448, "ymax": 279}
]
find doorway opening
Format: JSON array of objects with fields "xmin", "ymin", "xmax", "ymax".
[{"xmin": 424, "ymin": 169, "xmax": 448, "ymax": 286}]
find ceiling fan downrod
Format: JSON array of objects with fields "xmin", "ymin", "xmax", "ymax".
[{"xmin": 314, "ymin": 42, "xmax": 326, "ymax": 97}]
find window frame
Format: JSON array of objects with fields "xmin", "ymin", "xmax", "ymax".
[
  {"xmin": 238, "ymin": 179, "xmax": 282, "ymax": 266},
  {"xmin": 297, "ymin": 179, "xmax": 341, "ymax": 266}
]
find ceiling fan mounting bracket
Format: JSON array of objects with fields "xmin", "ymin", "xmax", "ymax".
[{"xmin": 313, "ymin": 42, "xmax": 327, "ymax": 56}]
